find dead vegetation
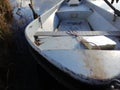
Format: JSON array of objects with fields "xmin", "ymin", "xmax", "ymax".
[
  {"xmin": 0, "ymin": 0, "xmax": 15, "ymax": 89},
  {"xmin": 0, "ymin": 0, "xmax": 13, "ymax": 56}
]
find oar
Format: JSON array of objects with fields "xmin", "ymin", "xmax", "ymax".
[
  {"xmin": 111, "ymin": 0, "xmax": 119, "ymax": 4},
  {"xmin": 104, "ymin": 0, "xmax": 120, "ymax": 16},
  {"xmin": 29, "ymin": 4, "xmax": 38, "ymax": 19}
]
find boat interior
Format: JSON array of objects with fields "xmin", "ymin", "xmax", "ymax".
[
  {"xmin": 25, "ymin": 1, "xmax": 120, "ymax": 84},
  {"xmin": 33, "ymin": 0, "xmax": 120, "ymax": 50}
]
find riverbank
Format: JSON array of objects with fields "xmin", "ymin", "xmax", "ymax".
[{"xmin": 0, "ymin": 0, "xmax": 15, "ymax": 89}]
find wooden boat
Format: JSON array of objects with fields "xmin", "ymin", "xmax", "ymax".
[{"xmin": 25, "ymin": 0, "xmax": 120, "ymax": 86}]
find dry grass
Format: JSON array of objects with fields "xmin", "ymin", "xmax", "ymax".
[
  {"xmin": 0, "ymin": 0, "xmax": 12, "ymax": 39},
  {"xmin": 0, "ymin": 0, "xmax": 13, "ymax": 55},
  {"xmin": 0, "ymin": 14, "xmax": 11, "ymax": 40},
  {"xmin": 0, "ymin": 1, "xmax": 15, "ymax": 89},
  {"xmin": 0, "ymin": 0, "xmax": 13, "ymax": 21}
]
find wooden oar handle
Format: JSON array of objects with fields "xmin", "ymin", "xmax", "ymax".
[
  {"xmin": 29, "ymin": 4, "xmax": 38, "ymax": 19},
  {"xmin": 104, "ymin": 0, "xmax": 120, "ymax": 16}
]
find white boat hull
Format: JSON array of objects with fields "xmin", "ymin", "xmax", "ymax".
[{"xmin": 25, "ymin": 0, "xmax": 120, "ymax": 85}]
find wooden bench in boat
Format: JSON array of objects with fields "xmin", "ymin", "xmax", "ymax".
[
  {"xmin": 34, "ymin": 31, "xmax": 120, "ymax": 50},
  {"xmin": 34, "ymin": 31, "xmax": 120, "ymax": 37},
  {"xmin": 56, "ymin": 4, "xmax": 93, "ymax": 20}
]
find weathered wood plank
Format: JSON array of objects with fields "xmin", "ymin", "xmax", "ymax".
[{"xmin": 34, "ymin": 31, "xmax": 120, "ymax": 37}]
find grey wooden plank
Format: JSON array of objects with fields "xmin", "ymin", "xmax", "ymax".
[{"xmin": 34, "ymin": 31, "xmax": 120, "ymax": 37}]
